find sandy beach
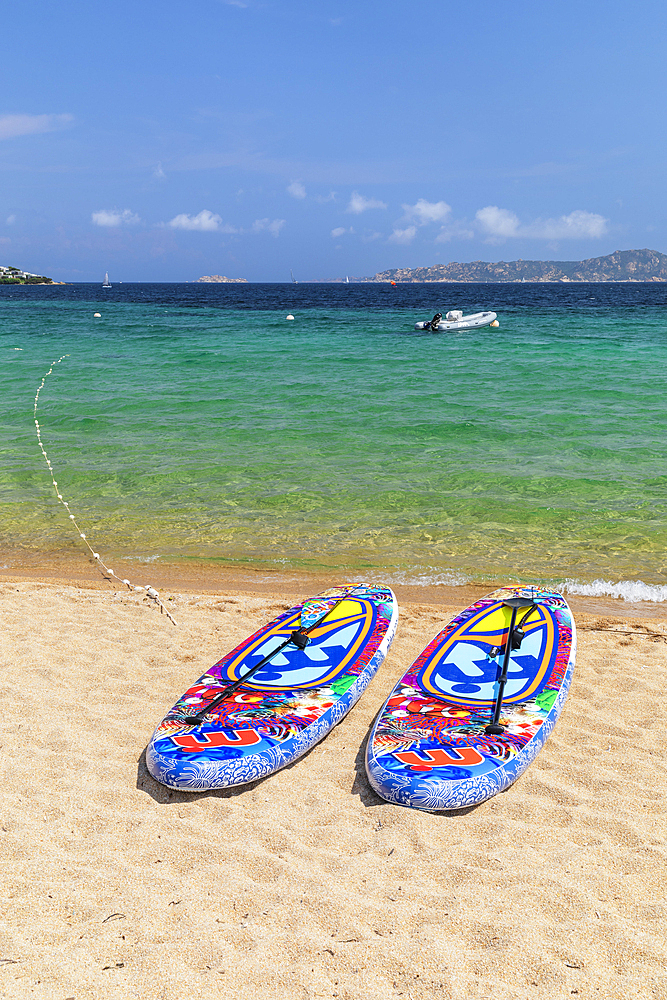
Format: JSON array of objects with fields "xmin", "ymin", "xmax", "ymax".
[{"xmin": 0, "ymin": 563, "xmax": 666, "ymax": 999}]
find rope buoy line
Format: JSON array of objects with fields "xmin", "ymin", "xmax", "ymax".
[{"xmin": 34, "ymin": 355, "xmax": 177, "ymax": 626}]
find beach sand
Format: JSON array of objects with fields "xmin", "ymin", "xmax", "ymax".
[{"xmin": 0, "ymin": 563, "xmax": 665, "ymax": 999}]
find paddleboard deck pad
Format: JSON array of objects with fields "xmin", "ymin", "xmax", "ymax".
[
  {"xmin": 366, "ymin": 586, "xmax": 575, "ymax": 811},
  {"xmin": 147, "ymin": 585, "xmax": 397, "ymax": 791}
]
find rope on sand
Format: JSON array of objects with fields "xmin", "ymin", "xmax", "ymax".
[{"xmin": 34, "ymin": 355, "xmax": 177, "ymax": 626}]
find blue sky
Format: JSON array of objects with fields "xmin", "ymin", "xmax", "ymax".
[{"xmin": 1, "ymin": 0, "xmax": 665, "ymax": 281}]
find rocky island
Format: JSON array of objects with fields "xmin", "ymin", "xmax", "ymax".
[
  {"xmin": 354, "ymin": 248, "xmax": 667, "ymax": 283},
  {"xmin": 197, "ymin": 274, "xmax": 248, "ymax": 283},
  {"xmin": 0, "ymin": 265, "xmax": 54, "ymax": 284}
]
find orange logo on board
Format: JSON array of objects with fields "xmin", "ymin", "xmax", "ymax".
[{"xmin": 171, "ymin": 729, "xmax": 261, "ymax": 753}]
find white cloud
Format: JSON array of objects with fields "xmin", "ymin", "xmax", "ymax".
[
  {"xmin": 169, "ymin": 209, "xmax": 225, "ymax": 231},
  {"xmin": 153, "ymin": 162, "xmax": 166, "ymax": 180},
  {"xmin": 0, "ymin": 113, "xmax": 73, "ymax": 140},
  {"xmin": 475, "ymin": 206, "xmax": 520, "ymax": 239},
  {"xmin": 165, "ymin": 212, "xmax": 284, "ymax": 237},
  {"xmin": 347, "ymin": 191, "xmax": 387, "ymax": 214},
  {"xmin": 251, "ymin": 218, "xmax": 285, "ymax": 237},
  {"xmin": 287, "ymin": 181, "xmax": 306, "ymax": 199},
  {"xmin": 314, "ymin": 191, "xmax": 337, "ymax": 203},
  {"xmin": 92, "ymin": 208, "xmax": 141, "ymax": 228},
  {"xmin": 331, "ymin": 226, "xmax": 353, "ymax": 238},
  {"xmin": 388, "ymin": 226, "xmax": 417, "ymax": 245},
  {"xmin": 525, "ymin": 210, "xmax": 608, "ymax": 239},
  {"xmin": 402, "ymin": 198, "xmax": 451, "ymax": 225},
  {"xmin": 6, "ymin": 215, "xmax": 16, "ymax": 225},
  {"xmin": 475, "ymin": 205, "xmax": 607, "ymax": 241}
]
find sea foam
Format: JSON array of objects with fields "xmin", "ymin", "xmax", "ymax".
[
  {"xmin": 364, "ymin": 570, "xmax": 667, "ymax": 604},
  {"xmin": 563, "ymin": 578, "xmax": 667, "ymax": 603}
]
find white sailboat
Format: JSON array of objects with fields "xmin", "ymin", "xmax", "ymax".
[
  {"xmin": 345, "ymin": 276, "xmax": 350, "ymax": 283},
  {"xmin": 102, "ymin": 272, "xmax": 111, "ymax": 288},
  {"xmin": 290, "ymin": 269, "xmax": 298, "ymax": 284}
]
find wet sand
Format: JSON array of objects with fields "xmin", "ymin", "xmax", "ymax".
[{"xmin": 0, "ymin": 560, "xmax": 665, "ymax": 999}]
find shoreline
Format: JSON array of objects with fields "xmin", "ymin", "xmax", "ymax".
[{"xmin": 2, "ymin": 544, "xmax": 667, "ymax": 622}]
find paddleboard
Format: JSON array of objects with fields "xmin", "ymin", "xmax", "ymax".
[
  {"xmin": 366, "ymin": 586, "xmax": 575, "ymax": 811},
  {"xmin": 147, "ymin": 585, "xmax": 398, "ymax": 790}
]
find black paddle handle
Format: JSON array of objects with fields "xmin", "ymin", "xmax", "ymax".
[{"xmin": 484, "ymin": 597, "xmax": 537, "ymax": 736}]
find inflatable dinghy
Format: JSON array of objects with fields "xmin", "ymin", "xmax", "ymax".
[{"xmin": 415, "ymin": 310, "xmax": 498, "ymax": 332}]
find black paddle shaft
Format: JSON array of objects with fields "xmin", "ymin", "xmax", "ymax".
[
  {"xmin": 175, "ymin": 590, "xmax": 354, "ymax": 726},
  {"xmin": 485, "ymin": 597, "xmax": 536, "ymax": 736}
]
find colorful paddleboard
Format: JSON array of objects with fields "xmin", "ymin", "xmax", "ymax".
[
  {"xmin": 147, "ymin": 585, "xmax": 397, "ymax": 790},
  {"xmin": 366, "ymin": 586, "xmax": 575, "ymax": 811}
]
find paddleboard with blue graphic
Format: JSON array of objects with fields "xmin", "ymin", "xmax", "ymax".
[
  {"xmin": 366, "ymin": 586, "xmax": 575, "ymax": 811},
  {"xmin": 147, "ymin": 585, "xmax": 397, "ymax": 790}
]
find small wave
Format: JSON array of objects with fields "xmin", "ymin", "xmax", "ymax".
[
  {"xmin": 360, "ymin": 568, "xmax": 471, "ymax": 588},
  {"xmin": 564, "ymin": 578, "xmax": 667, "ymax": 603}
]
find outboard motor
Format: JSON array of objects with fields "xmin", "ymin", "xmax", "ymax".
[{"xmin": 426, "ymin": 312, "xmax": 442, "ymax": 331}]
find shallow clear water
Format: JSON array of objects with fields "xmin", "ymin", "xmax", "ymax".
[{"xmin": 2, "ymin": 282, "xmax": 667, "ymax": 596}]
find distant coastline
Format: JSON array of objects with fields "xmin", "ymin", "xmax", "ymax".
[
  {"xmin": 5, "ymin": 250, "xmax": 667, "ymax": 286},
  {"xmin": 339, "ymin": 248, "xmax": 667, "ymax": 284},
  {"xmin": 0, "ymin": 264, "xmax": 54, "ymax": 284},
  {"xmin": 196, "ymin": 274, "xmax": 248, "ymax": 283}
]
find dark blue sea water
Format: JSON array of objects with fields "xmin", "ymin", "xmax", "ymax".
[{"xmin": 2, "ymin": 281, "xmax": 667, "ymax": 600}]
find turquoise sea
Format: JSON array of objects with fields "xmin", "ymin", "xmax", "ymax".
[{"xmin": 2, "ymin": 282, "xmax": 667, "ymax": 600}]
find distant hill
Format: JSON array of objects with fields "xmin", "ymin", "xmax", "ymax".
[
  {"xmin": 356, "ymin": 249, "xmax": 667, "ymax": 283},
  {"xmin": 0, "ymin": 264, "xmax": 54, "ymax": 284},
  {"xmin": 197, "ymin": 274, "xmax": 248, "ymax": 283}
]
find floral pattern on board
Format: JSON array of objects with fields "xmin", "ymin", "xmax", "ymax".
[{"xmin": 366, "ymin": 586, "xmax": 575, "ymax": 811}]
